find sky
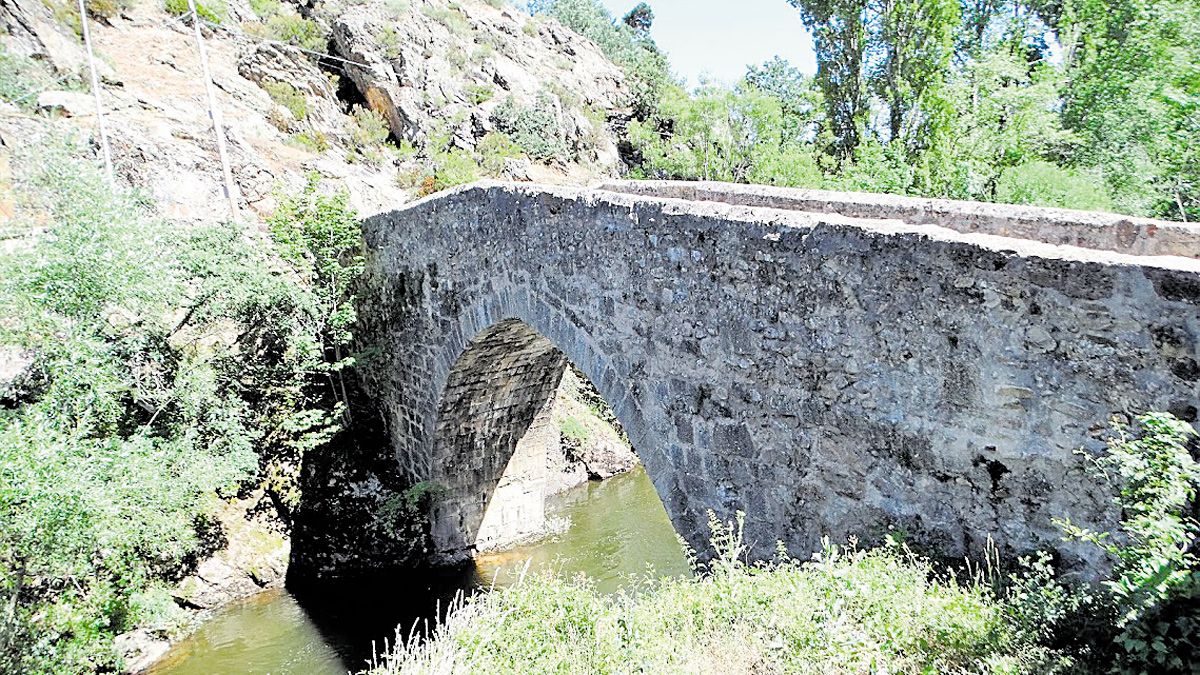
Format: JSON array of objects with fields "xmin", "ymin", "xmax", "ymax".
[{"xmin": 596, "ymin": 0, "xmax": 817, "ymax": 88}]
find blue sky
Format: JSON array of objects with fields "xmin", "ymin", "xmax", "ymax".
[{"xmin": 596, "ymin": 0, "xmax": 817, "ymax": 87}]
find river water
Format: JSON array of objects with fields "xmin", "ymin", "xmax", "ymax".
[{"xmin": 149, "ymin": 465, "xmax": 689, "ymax": 674}]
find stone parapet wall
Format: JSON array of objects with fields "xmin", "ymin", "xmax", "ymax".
[{"xmin": 598, "ymin": 180, "xmax": 1200, "ymax": 259}]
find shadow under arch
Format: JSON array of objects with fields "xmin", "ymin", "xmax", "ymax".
[{"xmin": 427, "ymin": 312, "xmax": 661, "ymax": 561}]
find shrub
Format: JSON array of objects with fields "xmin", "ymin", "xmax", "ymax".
[
  {"xmin": 383, "ymin": 0, "xmax": 409, "ymax": 16},
  {"xmin": 287, "ymin": 130, "xmax": 330, "ymax": 153},
  {"xmin": 263, "ymin": 13, "xmax": 327, "ymax": 52},
  {"xmin": 465, "ymin": 83, "xmax": 494, "ymax": 105},
  {"xmin": 85, "ymin": 0, "xmax": 131, "ymax": 20},
  {"xmin": 995, "ymin": 160, "xmax": 1114, "ymax": 213},
  {"xmin": 559, "ymin": 416, "xmax": 589, "ymax": 443},
  {"xmin": 1059, "ymin": 413, "xmax": 1200, "ymax": 673},
  {"xmin": 427, "ymin": 147, "xmax": 479, "ymax": 195},
  {"xmin": 347, "ymin": 106, "xmax": 391, "ymax": 164},
  {"xmin": 0, "ymin": 46, "xmax": 62, "ymax": 110},
  {"xmin": 368, "ymin": 513, "xmax": 1069, "ymax": 673},
  {"xmin": 476, "ymin": 131, "xmax": 523, "ymax": 175},
  {"xmin": 490, "ymin": 93, "xmax": 567, "ymax": 162},
  {"xmin": 247, "ymin": 0, "xmax": 280, "ymax": 17},
  {"xmin": 163, "ymin": 0, "xmax": 225, "ymax": 24},
  {"xmin": 0, "ymin": 138, "xmax": 365, "ymax": 673},
  {"xmin": 529, "ymin": 0, "xmax": 672, "ymax": 118},
  {"xmin": 421, "ymin": 4, "xmax": 469, "ymax": 35},
  {"xmin": 262, "ymin": 80, "xmax": 308, "ymax": 121},
  {"xmin": 377, "ymin": 25, "xmax": 402, "ymax": 59}
]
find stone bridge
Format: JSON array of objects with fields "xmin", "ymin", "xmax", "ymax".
[{"xmin": 301, "ymin": 181, "xmax": 1200, "ymax": 577}]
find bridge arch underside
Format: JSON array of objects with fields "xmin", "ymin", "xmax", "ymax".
[
  {"xmin": 354, "ymin": 184, "xmax": 1200, "ymax": 576},
  {"xmin": 429, "ymin": 318, "xmax": 570, "ymax": 557}
]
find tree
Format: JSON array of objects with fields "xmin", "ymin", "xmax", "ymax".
[
  {"xmin": 787, "ymin": 0, "xmax": 872, "ymax": 162},
  {"xmin": 743, "ymin": 56, "xmax": 823, "ymax": 144},
  {"xmin": 1058, "ymin": 0, "xmax": 1200, "ymax": 220},
  {"xmin": 622, "ymin": 2, "xmax": 654, "ymax": 37}
]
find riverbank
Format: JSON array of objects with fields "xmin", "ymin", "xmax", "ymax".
[{"xmin": 147, "ymin": 466, "xmax": 686, "ymax": 674}]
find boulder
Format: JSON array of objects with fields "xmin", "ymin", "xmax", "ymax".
[{"xmin": 36, "ymin": 90, "xmax": 95, "ymax": 117}]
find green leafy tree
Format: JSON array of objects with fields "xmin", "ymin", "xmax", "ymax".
[
  {"xmin": 787, "ymin": 0, "xmax": 871, "ymax": 161},
  {"xmin": 621, "ymin": 1, "xmax": 654, "ymax": 37},
  {"xmin": 1058, "ymin": 0, "xmax": 1200, "ymax": 220}
]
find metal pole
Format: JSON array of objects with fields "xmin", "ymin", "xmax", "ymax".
[
  {"xmin": 76, "ymin": 0, "xmax": 114, "ymax": 184},
  {"xmin": 185, "ymin": 0, "xmax": 239, "ymax": 219}
]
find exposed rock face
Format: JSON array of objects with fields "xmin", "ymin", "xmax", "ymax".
[
  {"xmin": 0, "ymin": 0, "xmax": 91, "ymax": 74},
  {"xmin": 330, "ymin": 0, "xmax": 627, "ymax": 168},
  {"xmin": 295, "ymin": 181, "xmax": 1200, "ymax": 580}
]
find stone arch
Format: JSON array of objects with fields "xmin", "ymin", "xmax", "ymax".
[{"xmin": 427, "ymin": 312, "xmax": 661, "ymax": 560}]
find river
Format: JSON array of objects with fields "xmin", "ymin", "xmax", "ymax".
[{"xmin": 149, "ymin": 464, "xmax": 689, "ymax": 674}]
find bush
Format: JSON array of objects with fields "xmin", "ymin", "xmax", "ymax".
[
  {"xmin": 0, "ymin": 46, "xmax": 62, "ymax": 110},
  {"xmin": 163, "ymin": 0, "xmax": 225, "ymax": 24},
  {"xmin": 287, "ymin": 130, "xmax": 330, "ymax": 153},
  {"xmin": 262, "ymin": 13, "xmax": 327, "ymax": 52},
  {"xmin": 368, "ymin": 513, "xmax": 1069, "ymax": 673},
  {"xmin": 427, "ymin": 147, "xmax": 479, "ymax": 195},
  {"xmin": 1059, "ymin": 413, "xmax": 1200, "ymax": 673},
  {"xmin": 0, "ymin": 137, "xmax": 256, "ymax": 673},
  {"xmin": 529, "ymin": 0, "xmax": 672, "ymax": 118},
  {"xmin": 0, "ymin": 138, "xmax": 364, "ymax": 673},
  {"xmin": 421, "ymin": 4, "xmax": 469, "ymax": 35},
  {"xmin": 262, "ymin": 80, "xmax": 308, "ymax": 121},
  {"xmin": 995, "ymin": 160, "xmax": 1114, "ymax": 213},
  {"xmin": 85, "ymin": 0, "xmax": 131, "ymax": 20},
  {"xmin": 346, "ymin": 106, "xmax": 391, "ymax": 164},
  {"xmin": 490, "ymin": 93, "xmax": 567, "ymax": 162},
  {"xmin": 476, "ymin": 131, "xmax": 523, "ymax": 175},
  {"xmin": 465, "ymin": 83, "xmax": 493, "ymax": 105}
]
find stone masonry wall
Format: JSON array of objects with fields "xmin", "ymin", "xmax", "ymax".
[{"xmin": 342, "ymin": 181, "xmax": 1200, "ymax": 574}]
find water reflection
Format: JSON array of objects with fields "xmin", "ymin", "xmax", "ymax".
[{"xmin": 150, "ymin": 465, "xmax": 688, "ymax": 675}]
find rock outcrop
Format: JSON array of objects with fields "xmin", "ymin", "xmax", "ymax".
[{"xmin": 330, "ymin": 0, "xmax": 627, "ymax": 170}]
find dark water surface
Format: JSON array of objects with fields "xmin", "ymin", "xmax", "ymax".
[{"xmin": 150, "ymin": 465, "xmax": 689, "ymax": 674}]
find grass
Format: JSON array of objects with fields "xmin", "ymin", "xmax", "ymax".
[{"xmin": 366, "ymin": 515, "xmax": 1072, "ymax": 674}]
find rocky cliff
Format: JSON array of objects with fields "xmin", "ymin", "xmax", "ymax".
[{"xmin": 0, "ymin": 0, "xmax": 631, "ymax": 224}]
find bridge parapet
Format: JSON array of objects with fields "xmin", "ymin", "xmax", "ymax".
[{"xmin": 599, "ymin": 180, "xmax": 1200, "ymax": 259}]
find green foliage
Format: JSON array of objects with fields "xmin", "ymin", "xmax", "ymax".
[
  {"xmin": 421, "ymin": 4, "xmax": 469, "ymax": 35},
  {"xmin": 1059, "ymin": 413, "xmax": 1200, "ymax": 673},
  {"xmin": 370, "ymin": 513, "xmax": 1070, "ymax": 673},
  {"xmin": 558, "ymin": 416, "xmax": 590, "ymax": 443},
  {"xmin": 994, "ymin": 161, "xmax": 1113, "ymax": 212},
  {"xmin": 0, "ymin": 138, "xmax": 365, "ymax": 673},
  {"xmin": 476, "ymin": 131, "xmax": 524, "ymax": 175},
  {"xmin": 465, "ymin": 82, "xmax": 494, "ymax": 105},
  {"xmin": 429, "ymin": 148, "xmax": 479, "ymax": 194},
  {"xmin": 287, "ymin": 130, "xmax": 331, "ymax": 153},
  {"xmin": 347, "ymin": 106, "xmax": 392, "ymax": 165},
  {"xmin": 262, "ymin": 80, "xmax": 308, "ymax": 121},
  {"xmin": 1059, "ymin": 0, "xmax": 1200, "ymax": 220},
  {"xmin": 630, "ymin": 84, "xmax": 821, "ymax": 186},
  {"xmin": 490, "ymin": 93, "xmax": 567, "ymax": 162},
  {"xmin": 0, "ymin": 46, "xmax": 67, "ymax": 112},
  {"xmin": 243, "ymin": 0, "xmax": 326, "ymax": 53},
  {"xmin": 262, "ymin": 12, "xmax": 328, "ymax": 52},
  {"xmin": 84, "ymin": 0, "xmax": 131, "ymax": 20},
  {"xmin": 529, "ymin": 0, "xmax": 672, "ymax": 118},
  {"xmin": 163, "ymin": 0, "xmax": 225, "ymax": 25},
  {"xmin": 0, "ymin": 137, "xmax": 256, "ymax": 673}
]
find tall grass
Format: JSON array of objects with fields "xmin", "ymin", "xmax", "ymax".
[{"xmin": 366, "ymin": 514, "xmax": 1072, "ymax": 674}]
